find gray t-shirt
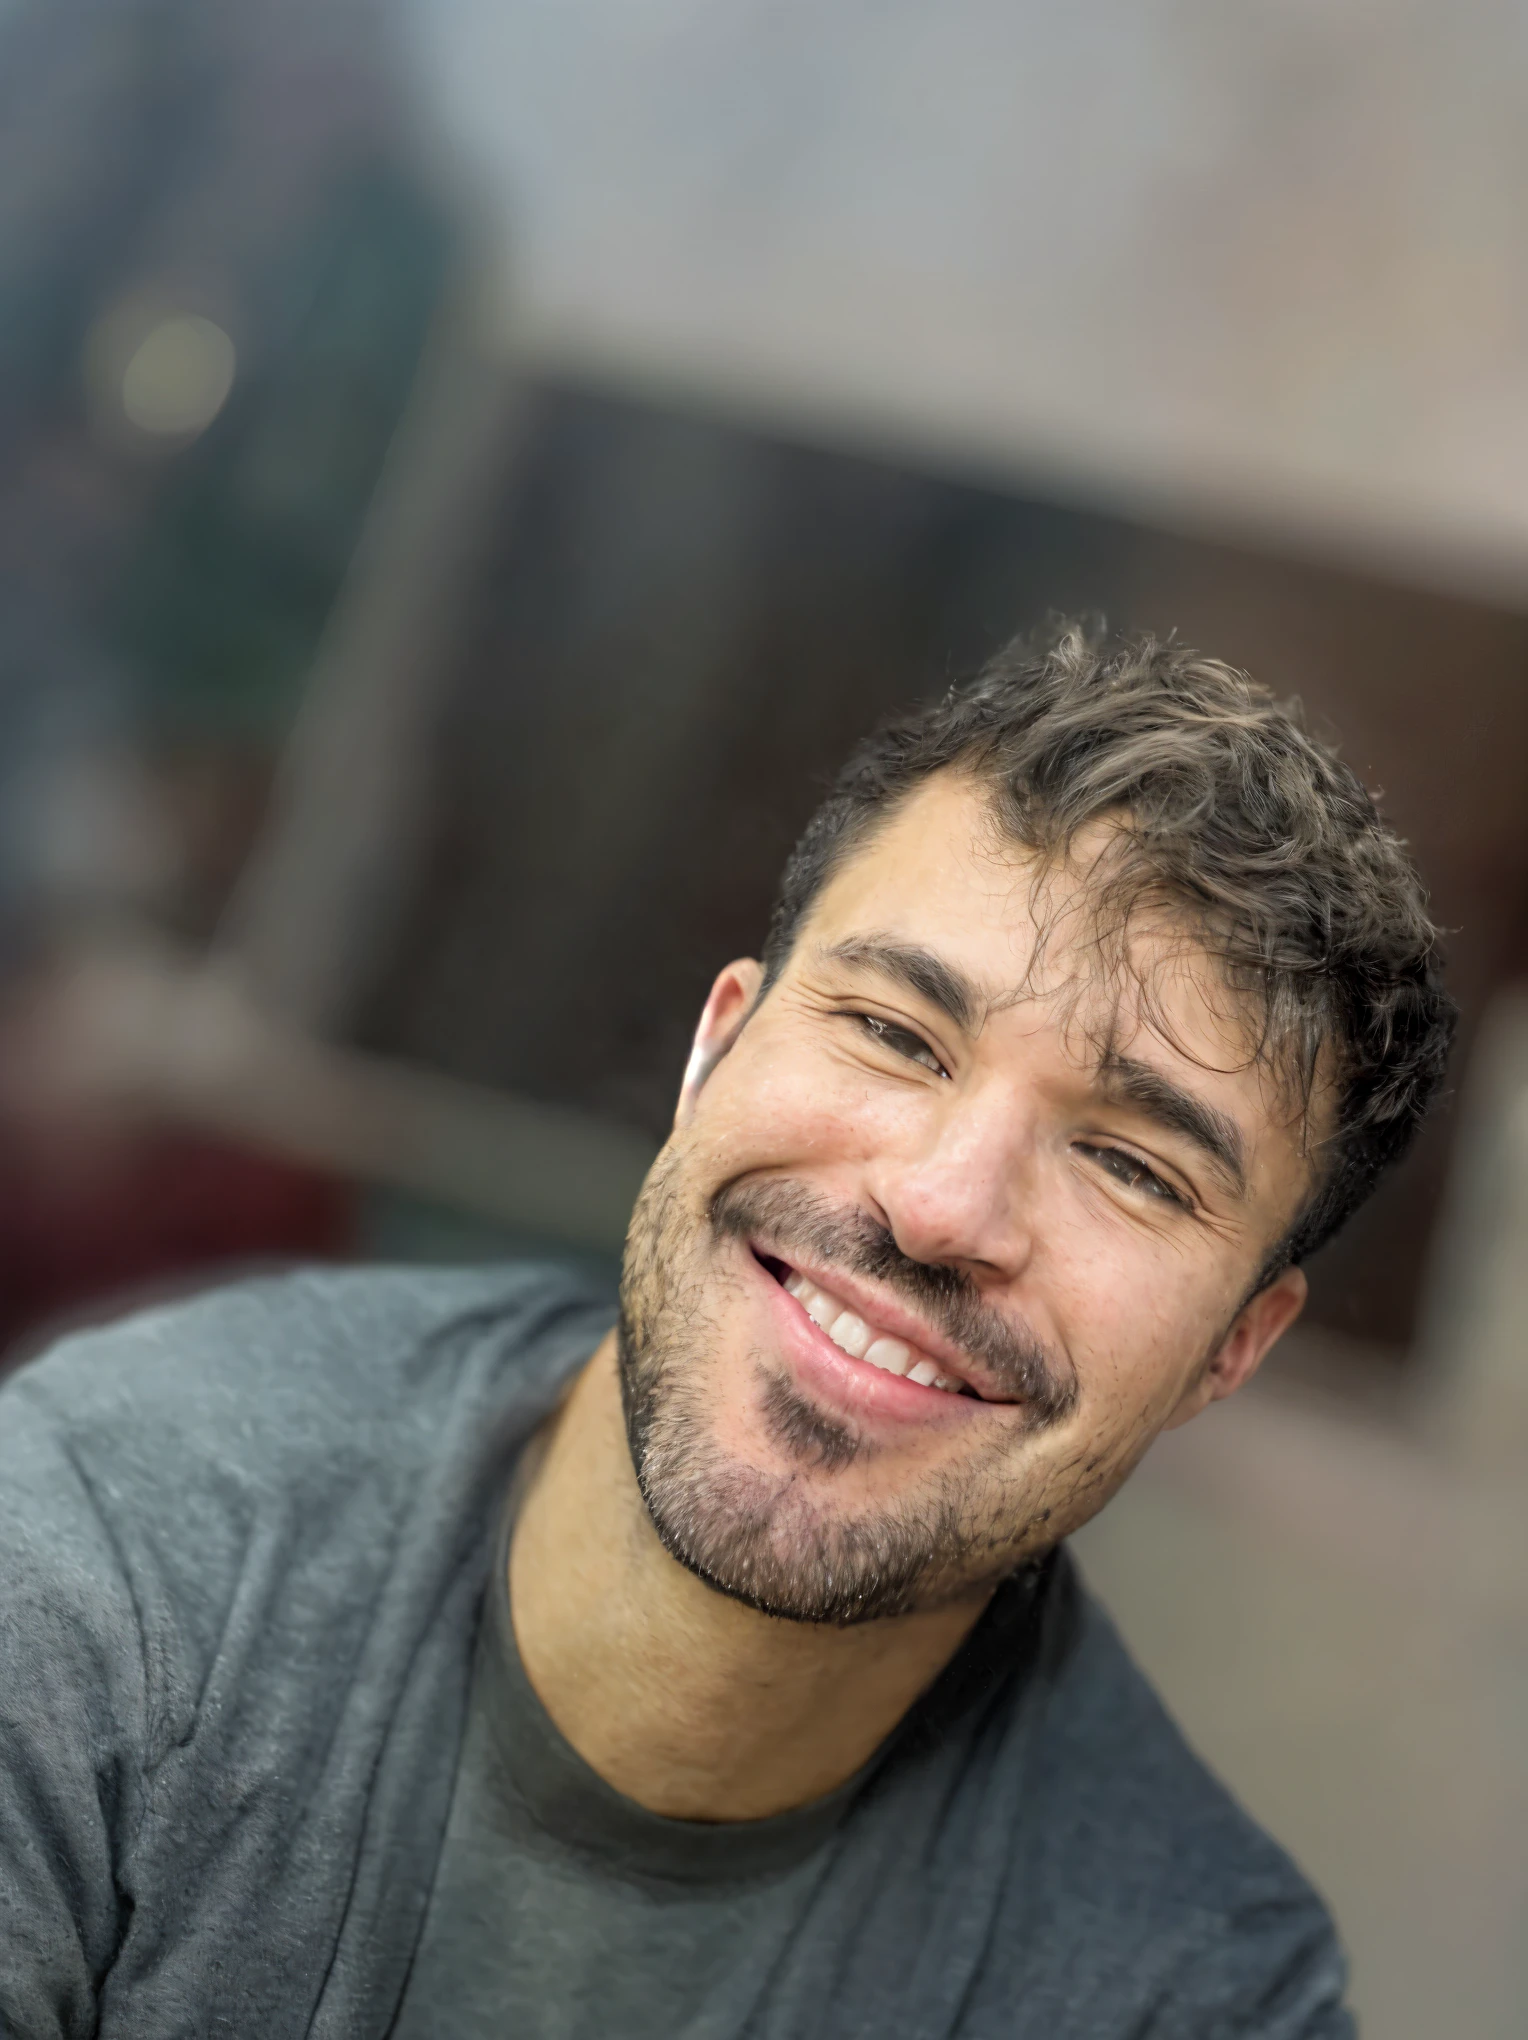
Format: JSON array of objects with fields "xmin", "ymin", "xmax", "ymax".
[
  {"xmin": 393, "ymin": 1505, "xmax": 880, "ymax": 2039},
  {"xmin": 0, "ymin": 1265, "xmax": 1355, "ymax": 2039}
]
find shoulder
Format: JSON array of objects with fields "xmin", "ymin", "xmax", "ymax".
[
  {"xmin": 1018, "ymin": 1553, "xmax": 1352, "ymax": 2032},
  {"xmin": 1036, "ymin": 1556, "xmax": 1306, "ymax": 1891},
  {"xmin": 2, "ymin": 1260, "xmax": 612, "ymax": 1496},
  {"xmin": 0, "ymin": 1262, "xmax": 613, "ymax": 1740},
  {"xmin": 0, "ymin": 1267, "xmax": 611, "ymax": 2030}
]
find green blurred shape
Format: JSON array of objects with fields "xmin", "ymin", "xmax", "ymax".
[{"xmin": 113, "ymin": 161, "xmax": 454, "ymax": 741}]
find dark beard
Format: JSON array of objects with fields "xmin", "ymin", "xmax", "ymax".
[{"xmin": 617, "ymin": 1159, "xmax": 1076, "ymax": 1626}]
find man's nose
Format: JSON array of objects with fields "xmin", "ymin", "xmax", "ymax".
[{"xmin": 863, "ymin": 1086, "xmax": 1035, "ymax": 1282}]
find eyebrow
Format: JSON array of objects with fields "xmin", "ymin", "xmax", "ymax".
[
  {"xmin": 1098, "ymin": 1052, "xmax": 1248, "ymax": 1198},
  {"xmin": 819, "ymin": 937, "xmax": 986, "ymax": 1034}
]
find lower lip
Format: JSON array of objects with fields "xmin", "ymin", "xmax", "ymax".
[{"xmin": 748, "ymin": 1252, "xmax": 984, "ymax": 1429}]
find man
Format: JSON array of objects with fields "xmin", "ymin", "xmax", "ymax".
[{"xmin": 1, "ymin": 625, "xmax": 1453, "ymax": 2038}]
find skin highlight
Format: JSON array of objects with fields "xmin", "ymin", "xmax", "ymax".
[{"xmin": 509, "ymin": 772, "xmax": 1312, "ymax": 1821}]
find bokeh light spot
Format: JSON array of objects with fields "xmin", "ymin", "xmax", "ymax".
[{"xmin": 119, "ymin": 316, "xmax": 236, "ymax": 437}]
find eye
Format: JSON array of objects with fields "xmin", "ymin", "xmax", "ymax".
[
  {"xmin": 1076, "ymin": 1142, "xmax": 1185, "ymax": 1207},
  {"xmin": 856, "ymin": 1013, "xmax": 949, "ymax": 1078}
]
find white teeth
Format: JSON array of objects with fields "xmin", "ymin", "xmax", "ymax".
[
  {"xmin": 863, "ymin": 1336, "xmax": 913, "ymax": 1377},
  {"xmin": 801, "ymin": 1287, "xmax": 839, "ymax": 1331},
  {"xmin": 781, "ymin": 1273, "xmax": 959, "ymax": 1390},
  {"xmin": 827, "ymin": 1311, "xmax": 873, "ymax": 1359}
]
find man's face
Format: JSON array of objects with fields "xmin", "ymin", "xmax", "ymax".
[{"xmin": 619, "ymin": 772, "xmax": 1312, "ymax": 1625}]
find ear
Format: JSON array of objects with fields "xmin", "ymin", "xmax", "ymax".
[
  {"xmin": 1162, "ymin": 1263, "xmax": 1307, "ymax": 1431},
  {"xmin": 675, "ymin": 959, "xmax": 765, "ymax": 1129}
]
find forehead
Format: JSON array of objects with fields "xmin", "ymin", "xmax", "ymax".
[{"xmin": 802, "ymin": 771, "xmax": 1297, "ymax": 1124}]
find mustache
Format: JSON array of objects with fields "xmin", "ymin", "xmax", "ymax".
[{"xmin": 709, "ymin": 1177, "xmax": 1078, "ymax": 1428}]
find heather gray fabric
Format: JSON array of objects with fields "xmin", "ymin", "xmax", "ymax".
[
  {"xmin": 390, "ymin": 1502, "xmax": 882, "ymax": 2040},
  {"xmin": 0, "ymin": 1265, "xmax": 1356, "ymax": 2040}
]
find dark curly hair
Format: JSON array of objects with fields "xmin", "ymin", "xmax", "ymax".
[{"xmin": 762, "ymin": 622, "xmax": 1456, "ymax": 1277}]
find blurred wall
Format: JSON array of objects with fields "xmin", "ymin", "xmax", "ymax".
[{"xmin": 410, "ymin": 0, "xmax": 1528, "ymax": 603}]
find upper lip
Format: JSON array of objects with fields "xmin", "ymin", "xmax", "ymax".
[{"xmin": 751, "ymin": 1241, "xmax": 1015, "ymax": 1403}]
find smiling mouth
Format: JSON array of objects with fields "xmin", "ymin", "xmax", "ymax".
[{"xmin": 755, "ymin": 1252, "xmax": 992, "ymax": 1400}]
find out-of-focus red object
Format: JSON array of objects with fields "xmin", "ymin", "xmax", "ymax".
[{"xmin": 0, "ymin": 1122, "xmax": 354, "ymax": 1365}]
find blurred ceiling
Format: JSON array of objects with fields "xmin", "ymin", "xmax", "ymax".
[{"xmin": 405, "ymin": 0, "xmax": 1528, "ymax": 606}]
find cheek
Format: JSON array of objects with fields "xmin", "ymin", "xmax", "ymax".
[
  {"xmin": 692, "ymin": 1031, "xmax": 918, "ymax": 1178},
  {"xmin": 1034, "ymin": 1200, "xmax": 1212, "ymax": 1421}
]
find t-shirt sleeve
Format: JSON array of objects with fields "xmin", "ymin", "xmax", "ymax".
[
  {"xmin": 0, "ymin": 1366, "xmax": 151, "ymax": 2040},
  {"xmin": 1150, "ymin": 1888, "xmax": 1357, "ymax": 2040}
]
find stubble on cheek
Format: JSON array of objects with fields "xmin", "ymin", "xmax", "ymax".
[{"xmin": 1020, "ymin": 1344, "xmax": 1197, "ymax": 1547}]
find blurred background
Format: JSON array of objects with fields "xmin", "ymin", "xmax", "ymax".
[{"xmin": 1, "ymin": 1, "xmax": 1524, "ymax": 2030}]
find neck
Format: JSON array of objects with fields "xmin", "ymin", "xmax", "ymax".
[{"xmin": 508, "ymin": 1330, "xmax": 990, "ymax": 1822}]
